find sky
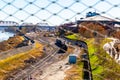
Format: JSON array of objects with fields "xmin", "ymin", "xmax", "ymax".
[{"xmin": 0, "ymin": 0, "xmax": 120, "ymax": 25}]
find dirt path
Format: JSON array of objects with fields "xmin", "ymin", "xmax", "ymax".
[
  {"xmin": 0, "ymin": 45, "xmax": 33, "ymax": 60},
  {"xmin": 33, "ymin": 57, "xmax": 72, "ymax": 80},
  {"xmin": 30, "ymin": 45, "xmax": 81, "ymax": 80}
]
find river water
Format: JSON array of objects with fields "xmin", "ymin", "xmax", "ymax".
[
  {"xmin": 0, "ymin": 27, "xmax": 14, "ymax": 42},
  {"xmin": 0, "ymin": 26, "xmax": 56, "ymax": 42}
]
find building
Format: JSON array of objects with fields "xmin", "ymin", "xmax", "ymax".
[{"xmin": 77, "ymin": 12, "xmax": 120, "ymax": 28}]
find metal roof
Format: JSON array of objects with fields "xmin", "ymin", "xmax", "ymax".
[{"xmin": 80, "ymin": 15, "xmax": 120, "ymax": 22}]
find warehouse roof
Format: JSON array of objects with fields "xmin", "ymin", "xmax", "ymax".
[{"xmin": 80, "ymin": 15, "xmax": 120, "ymax": 22}]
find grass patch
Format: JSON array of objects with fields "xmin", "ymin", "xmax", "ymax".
[
  {"xmin": 86, "ymin": 38, "xmax": 120, "ymax": 80},
  {"xmin": 0, "ymin": 36, "xmax": 24, "ymax": 52},
  {"xmin": 65, "ymin": 48, "xmax": 84, "ymax": 80},
  {"xmin": 85, "ymin": 38, "xmax": 105, "ymax": 80},
  {"xmin": 64, "ymin": 33, "xmax": 120, "ymax": 79},
  {"xmin": 0, "ymin": 41, "xmax": 43, "ymax": 79},
  {"xmin": 65, "ymin": 60, "xmax": 83, "ymax": 80},
  {"xmin": 65, "ymin": 34, "xmax": 80, "ymax": 40}
]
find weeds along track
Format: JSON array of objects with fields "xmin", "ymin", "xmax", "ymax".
[
  {"xmin": 9, "ymin": 38, "xmax": 59, "ymax": 80},
  {"xmin": 13, "ymin": 47, "xmax": 59, "ymax": 80}
]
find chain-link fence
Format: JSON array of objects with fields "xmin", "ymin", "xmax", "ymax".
[
  {"xmin": 0, "ymin": 0, "xmax": 120, "ymax": 80},
  {"xmin": 0, "ymin": 0, "xmax": 120, "ymax": 25}
]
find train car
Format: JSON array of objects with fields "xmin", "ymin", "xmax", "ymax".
[{"xmin": 81, "ymin": 53, "xmax": 88, "ymax": 60}]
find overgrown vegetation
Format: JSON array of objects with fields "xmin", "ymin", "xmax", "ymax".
[
  {"xmin": 65, "ymin": 34, "xmax": 79, "ymax": 40},
  {"xmin": 65, "ymin": 32, "xmax": 120, "ymax": 80},
  {"xmin": 64, "ymin": 45, "xmax": 85, "ymax": 80},
  {"xmin": 65, "ymin": 63, "xmax": 83, "ymax": 80},
  {"xmin": 59, "ymin": 21, "xmax": 120, "ymax": 80},
  {"xmin": 86, "ymin": 38, "xmax": 120, "ymax": 80},
  {"xmin": 0, "ymin": 36, "xmax": 24, "ymax": 52},
  {"xmin": 0, "ymin": 42, "xmax": 43, "ymax": 80},
  {"xmin": 78, "ymin": 22, "xmax": 107, "ymax": 38},
  {"xmin": 112, "ymin": 31, "xmax": 120, "ymax": 39},
  {"xmin": 65, "ymin": 55, "xmax": 83, "ymax": 80}
]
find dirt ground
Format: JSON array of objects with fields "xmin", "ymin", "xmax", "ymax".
[{"xmin": 31, "ymin": 57, "xmax": 72, "ymax": 80}]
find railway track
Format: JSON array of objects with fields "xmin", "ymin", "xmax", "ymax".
[
  {"xmin": 7, "ymin": 37, "xmax": 59, "ymax": 80},
  {"xmin": 10, "ymin": 46, "xmax": 59, "ymax": 80}
]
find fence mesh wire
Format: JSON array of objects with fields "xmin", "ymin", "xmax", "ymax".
[
  {"xmin": 0, "ymin": 0, "xmax": 120, "ymax": 25},
  {"xmin": 0, "ymin": 0, "xmax": 120, "ymax": 80}
]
